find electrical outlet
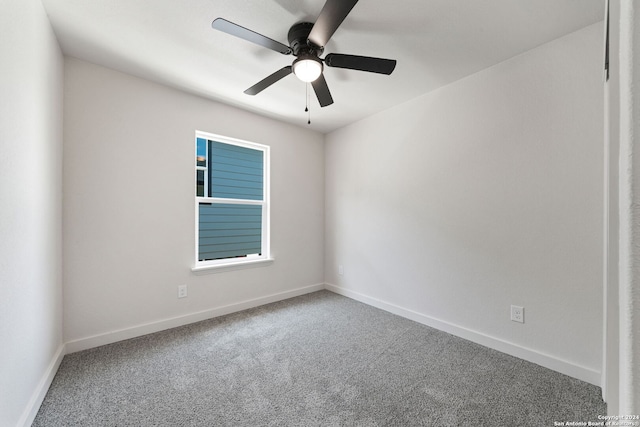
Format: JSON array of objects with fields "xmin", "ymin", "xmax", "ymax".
[
  {"xmin": 511, "ymin": 305, "xmax": 524, "ymax": 323},
  {"xmin": 338, "ymin": 265, "xmax": 344, "ymax": 276},
  {"xmin": 178, "ymin": 285, "xmax": 188, "ymax": 299}
]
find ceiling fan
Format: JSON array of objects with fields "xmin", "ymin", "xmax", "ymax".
[{"xmin": 211, "ymin": 0, "xmax": 397, "ymax": 108}]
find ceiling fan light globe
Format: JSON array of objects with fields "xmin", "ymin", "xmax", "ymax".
[{"xmin": 293, "ymin": 58, "xmax": 323, "ymax": 82}]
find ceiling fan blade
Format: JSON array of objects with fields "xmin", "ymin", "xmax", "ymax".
[
  {"xmin": 325, "ymin": 53, "xmax": 397, "ymax": 75},
  {"xmin": 212, "ymin": 18, "xmax": 292, "ymax": 55},
  {"xmin": 244, "ymin": 66, "xmax": 293, "ymax": 95},
  {"xmin": 311, "ymin": 74, "xmax": 334, "ymax": 107},
  {"xmin": 308, "ymin": 0, "xmax": 359, "ymax": 48}
]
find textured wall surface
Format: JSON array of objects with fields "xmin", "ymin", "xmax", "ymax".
[
  {"xmin": 325, "ymin": 23, "xmax": 604, "ymax": 382},
  {"xmin": 0, "ymin": 0, "xmax": 64, "ymax": 425},
  {"xmin": 618, "ymin": 0, "xmax": 640, "ymax": 413},
  {"xmin": 63, "ymin": 59, "xmax": 325, "ymax": 345},
  {"xmin": 603, "ymin": 0, "xmax": 620, "ymax": 411}
]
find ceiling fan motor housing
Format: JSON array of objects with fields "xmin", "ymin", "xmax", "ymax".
[{"xmin": 288, "ymin": 22, "xmax": 322, "ymax": 57}]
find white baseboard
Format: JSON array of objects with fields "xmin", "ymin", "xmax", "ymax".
[
  {"xmin": 65, "ymin": 283, "xmax": 325, "ymax": 354},
  {"xmin": 324, "ymin": 283, "xmax": 601, "ymax": 387},
  {"xmin": 18, "ymin": 343, "xmax": 65, "ymax": 427}
]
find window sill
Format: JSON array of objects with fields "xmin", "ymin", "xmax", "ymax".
[{"xmin": 191, "ymin": 257, "xmax": 274, "ymax": 275}]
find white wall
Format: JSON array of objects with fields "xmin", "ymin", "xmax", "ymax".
[
  {"xmin": 325, "ymin": 23, "xmax": 604, "ymax": 384},
  {"xmin": 604, "ymin": 0, "xmax": 620, "ymax": 411},
  {"xmin": 0, "ymin": 0, "xmax": 64, "ymax": 425},
  {"xmin": 617, "ymin": 0, "xmax": 640, "ymax": 413},
  {"xmin": 63, "ymin": 58, "xmax": 324, "ymax": 347}
]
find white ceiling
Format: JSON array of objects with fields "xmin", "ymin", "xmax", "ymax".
[{"xmin": 41, "ymin": 0, "xmax": 604, "ymax": 134}]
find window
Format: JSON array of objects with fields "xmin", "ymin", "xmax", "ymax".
[{"xmin": 194, "ymin": 131, "xmax": 270, "ymax": 270}]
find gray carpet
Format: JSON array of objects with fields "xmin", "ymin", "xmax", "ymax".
[{"xmin": 33, "ymin": 291, "xmax": 606, "ymax": 426}]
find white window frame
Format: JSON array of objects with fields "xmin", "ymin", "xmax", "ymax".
[{"xmin": 192, "ymin": 130, "xmax": 272, "ymax": 272}]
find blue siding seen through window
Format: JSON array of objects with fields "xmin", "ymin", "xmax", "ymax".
[
  {"xmin": 210, "ymin": 141, "xmax": 263, "ymax": 200},
  {"xmin": 198, "ymin": 203, "xmax": 262, "ymax": 261},
  {"xmin": 197, "ymin": 138, "xmax": 265, "ymax": 262}
]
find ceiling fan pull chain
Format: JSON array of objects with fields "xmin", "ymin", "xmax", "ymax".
[{"xmin": 306, "ymin": 83, "xmax": 311, "ymax": 124}]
